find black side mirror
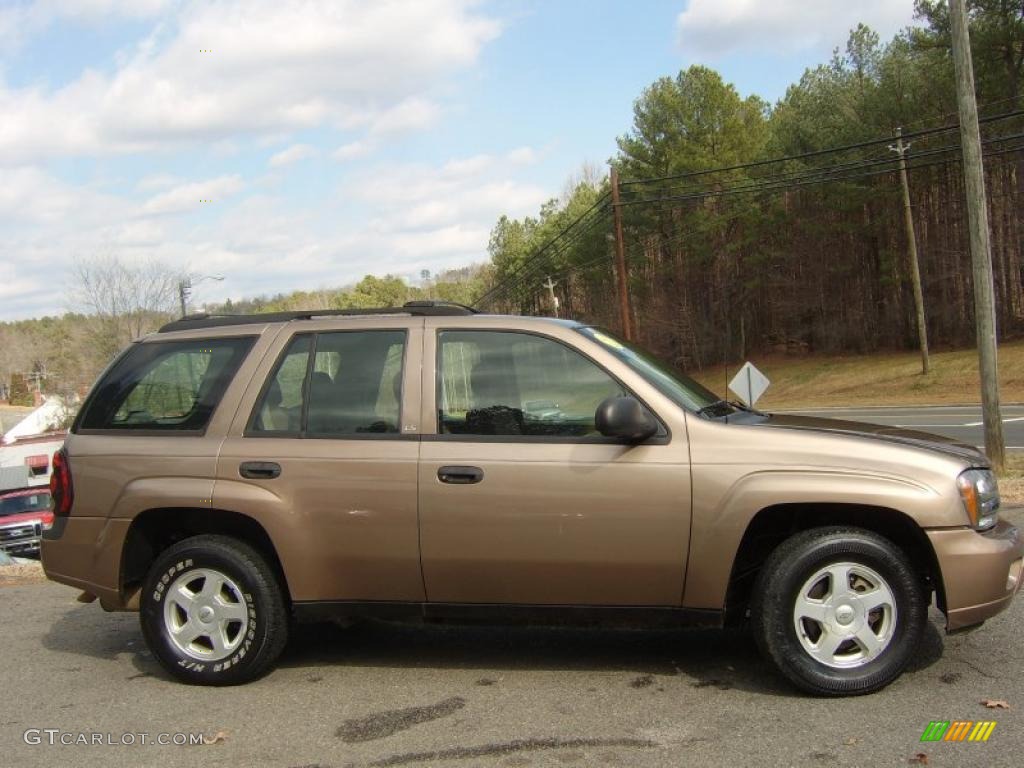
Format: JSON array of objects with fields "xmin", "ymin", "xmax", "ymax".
[{"xmin": 595, "ymin": 396, "xmax": 659, "ymax": 442}]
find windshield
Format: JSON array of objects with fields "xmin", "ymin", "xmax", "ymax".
[
  {"xmin": 0, "ymin": 491, "xmax": 52, "ymax": 517},
  {"xmin": 577, "ymin": 327, "xmax": 723, "ymax": 412}
]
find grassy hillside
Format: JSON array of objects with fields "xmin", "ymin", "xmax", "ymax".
[
  {"xmin": 1003, "ymin": 454, "xmax": 1024, "ymax": 505},
  {"xmin": 691, "ymin": 340, "xmax": 1024, "ymax": 409}
]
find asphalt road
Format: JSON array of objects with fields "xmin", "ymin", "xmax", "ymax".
[
  {"xmin": 3, "ymin": 512, "xmax": 1024, "ymax": 768},
  {"xmin": 782, "ymin": 404, "xmax": 1024, "ymax": 450}
]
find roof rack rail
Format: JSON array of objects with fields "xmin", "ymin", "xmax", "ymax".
[{"xmin": 158, "ymin": 300, "xmax": 480, "ymax": 333}]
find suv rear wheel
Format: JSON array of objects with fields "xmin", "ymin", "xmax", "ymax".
[
  {"xmin": 751, "ymin": 527, "xmax": 927, "ymax": 695},
  {"xmin": 140, "ymin": 535, "xmax": 288, "ymax": 685}
]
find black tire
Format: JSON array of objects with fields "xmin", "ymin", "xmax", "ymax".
[
  {"xmin": 140, "ymin": 535, "xmax": 288, "ymax": 685},
  {"xmin": 751, "ymin": 527, "xmax": 927, "ymax": 696}
]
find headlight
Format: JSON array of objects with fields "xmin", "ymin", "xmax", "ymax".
[{"xmin": 956, "ymin": 468, "xmax": 1000, "ymax": 531}]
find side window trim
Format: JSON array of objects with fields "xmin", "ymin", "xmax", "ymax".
[
  {"xmin": 244, "ymin": 332, "xmax": 312, "ymax": 437},
  {"xmin": 299, "ymin": 333, "xmax": 317, "ymax": 435},
  {"xmin": 432, "ymin": 328, "xmax": 670, "ymax": 444},
  {"xmin": 244, "ymin": 328, "xmax": 410, "ymax": 440}
]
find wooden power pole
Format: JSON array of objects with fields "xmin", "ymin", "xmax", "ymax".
[
  {"xmin": 891, "ymin": 128, "xmax": 930, "ymax": 374},
  {"xmin": 949, "ymin": 0, "xmax": 1005, "ymax": 471},
  {"xmin": 609, "ymin": 166, "xmax": 635, "ymax": 341}
]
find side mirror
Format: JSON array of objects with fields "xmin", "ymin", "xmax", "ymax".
[{"xmin": 595, "ymin": 396, "xmax": 659, "ymax": 443}]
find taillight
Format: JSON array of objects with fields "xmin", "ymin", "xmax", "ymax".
[{"xmin": 50, "ymin": 448, "xmax": 73, "ymax": 517}]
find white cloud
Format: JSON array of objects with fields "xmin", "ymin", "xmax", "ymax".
[
  {"xmin": 366, "ymin": 97, "xmax": 442, "ymax": 135},
  {"xmin": 0, "ymin": 0, "xmax": 501, "ymax": 163},
  {"xmin": 0, "ymin": 0, "xmax": 174, "ymax": 53},
  {"xmin": 506, "ymin": 146, "xmax": 538, "ymax": 165},
  {"xmin": 0, "ymin": 2, "xmax": 530, "ymax": 319},
  {"xmin": 0, "ymin": 166, "xmax": 129, "ymax": 226},
  {"xmin": 353, "ymin": 150, "xmax": 549, "ymax": 231},
  {"xmin": 269, "ymin": 143, "xmax": 318, "ymax": 168},
  {"xmin": 333, "ymin": 140, "xmax": 374, "ymax": 161},
  {"xmin": 141, "ymin": 175, "xmax": 244, "ymax": 215},
  {"xmin": 441, "ymin": 153, "xmax": 494, "ymax": 177},
  {"xmin": 135, "ymin": 172, "xmax": 181, "ymax": 191},
  {"xmin": 676, "ymin": 0, "xmax": 918, "ymax": 59},
  {"xmin": 0, "ymin": 143, "xmax": 551, "ymax": 318}
]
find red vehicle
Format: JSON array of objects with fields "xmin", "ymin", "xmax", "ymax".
[{"xmin": 0, "ymin": 487, "xmax": 53, "ymax": 556}]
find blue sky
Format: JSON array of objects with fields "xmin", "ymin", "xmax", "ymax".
[{"xmin": 0, "ymin": 0, "xmax": 918, "ymax": 319}]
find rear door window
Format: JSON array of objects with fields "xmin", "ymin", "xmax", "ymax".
[
  {"xmin": 249, "ymin": 330, "xmax": 406, "ymax": 437},
  {"xmin": 77, "ymin": 337, "xmax": 255, "ymax": 432}
]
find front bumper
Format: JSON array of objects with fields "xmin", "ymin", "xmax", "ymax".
[
  {"xmin": 927, "ymin": 520, "xmax": 1024, "ymax": 631},
  {"xmin": 0, "ymin": 520, "xmax": 43, "ymax": 556}
]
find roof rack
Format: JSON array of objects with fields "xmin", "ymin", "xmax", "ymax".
[{"xmin": 158, "ymin": 300, "xmax": 480, "ymax": 333}]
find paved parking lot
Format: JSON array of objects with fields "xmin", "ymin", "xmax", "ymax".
[{"xmin": 2, "ymin": 513, "xmax": 1023, "ymax": 768}]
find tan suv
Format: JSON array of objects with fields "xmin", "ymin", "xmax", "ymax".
[{"xmin": 42, "ymin": 302, "xmax": 1023, "ymax": 694}]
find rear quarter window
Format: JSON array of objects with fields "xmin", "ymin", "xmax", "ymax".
[{"xmin": 76, "ymin": 337, "xmax": 255, "ymax": 433}]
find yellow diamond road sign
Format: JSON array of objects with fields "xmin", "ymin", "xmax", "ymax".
[{"xmin": 729, "ymin": 361, "xmax": 770, "ymax": 407}]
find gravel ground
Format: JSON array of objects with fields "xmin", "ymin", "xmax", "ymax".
[{"xmin": 0, "ymin": 561, "xmax": 46, "ymax": 587}]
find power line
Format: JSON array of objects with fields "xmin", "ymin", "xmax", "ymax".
[
  {"xmin": 618, "ymin": 108, "xmax": 1024, "ymax": 188},
  {"xmin": 895, "ymin": 94, "xmax": 1024, "ymax": 132},
  {"xmin": 618, "ymin": 132, "xmax": 1024, "ymax": 208},
  {"xmin": 478, "ymin": 112, "xmax": 1024, "ymax": 311},
  {"xmin": 474, "ymin": 194, "xmax": 610, "ymax": 307},
  {"xmin": 475, "ymin": 209, "xmax": 610, "ymax": 308},
  {"xmin": 485, "ymin": 140, "xmax": 1024, "ymax": 305}
]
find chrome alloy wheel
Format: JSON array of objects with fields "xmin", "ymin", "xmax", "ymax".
[
  {"xmin": 162, "ymin": 568, "xmax": 250, "ymax": 661},
  {"xmin": 793, "ymin": 561, "xmax": 897, "ymax": 669}
]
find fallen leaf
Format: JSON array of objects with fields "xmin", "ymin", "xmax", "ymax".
[
  {"xmin": 908, "ymin": 753, "xmax": 928, "ymax": 765},
  {"xmin": 981, "ymin": 699, "xmax": 1010, "ymax": 709},
  {"xmin": 204, "ymin": 730, "xmax": 229, "ymax": 745}
]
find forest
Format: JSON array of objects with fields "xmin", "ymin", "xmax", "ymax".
[
  {"xmin": 2, "ymin": 0, "xmax": 1022, "ymax": 401},
  {"xmin": 482, "ymin": 1, "xmax": 1024, "ymax": 371}
]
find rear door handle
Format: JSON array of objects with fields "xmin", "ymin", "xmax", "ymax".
[
  {"xmin": 239, "ymin": 461, "xmax": 281, "ymax": 480},
  {"xmin": 437, "ymin": 465, "xmax": 484, "ymax": 484}
]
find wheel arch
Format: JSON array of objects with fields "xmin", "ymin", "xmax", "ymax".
[
  {"xmin": 724, "ymin": 502, "xmax": 943, "ymax": 626},
  {"xmin": 120, "ymin": 507, "xmax": 290, "ymax": 608}
]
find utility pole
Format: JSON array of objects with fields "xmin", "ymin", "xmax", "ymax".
[
  {"xmin": 949, "ymin": 0, "xmax": 1005, "ymax": 472},
  {"xmin": 542, "ymin": 276, "xmax": 560, "ymax": 317},
  {"xmin": 178, "ymin": 277, "xmax": 191, "ymax": 318},
  {"xmin": 890, "ymin": 128, "xmax": 930, "ymax": 375},
  {"xmin": 609, "ymin": 165, "xmax": 635, "ymax": 341},
  {"xmin": 178, "ymin": 274, "xmax": 224, "ymax": 318}
]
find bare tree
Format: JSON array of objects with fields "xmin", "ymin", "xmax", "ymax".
[
  {"xmin": 70, "ymin": 255, "xmax": 182, "ymax": 359},
  {"xmin": 561, "ymin": 161, "xmax": 604, "ymax": 203}
]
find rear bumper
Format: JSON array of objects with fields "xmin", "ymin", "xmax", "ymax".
[
  {"xmin": 41, "ymin": 515, "xmax": 130, "ymax": 609},
  {"xmin": 927, "ymin": 520, "xmax": 1024, "ymax": 631}
]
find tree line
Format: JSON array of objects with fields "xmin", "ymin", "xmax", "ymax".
[
  {"xmin": 483, "ymin": 1, "xmax": 1024, "ymax": 372},
  {"xmin": 0, "ymin": 261, "xmax": 486, "ymax": 404}
]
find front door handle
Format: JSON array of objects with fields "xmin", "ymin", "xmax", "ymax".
[
  {"xmin": 437, "ymin": 465, "xmax": 484, "ymax": 484},
  {"xmin": 240, "ymin": 461, "xmax": 281, "ymax": 480}
]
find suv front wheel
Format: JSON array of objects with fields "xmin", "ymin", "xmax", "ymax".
[
  {"xmin": 140, "ymin": 535, "xmax": 288, "ymax": 685},
  {"xmin": 751, "ymin": 527, "xmax": 927, "ymax": 696}
]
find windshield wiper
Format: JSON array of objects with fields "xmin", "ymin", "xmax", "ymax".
[
  {"xmin": 726, "ymin": 400, "xmax": 766, "ymax": 416},
  {"xmin": 696, "ymin": 399, "xmax": 768, "ymax": 419},
  {"xmin": 696, "ymin": 399, "xmax": 735, "ymax": 417}
]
